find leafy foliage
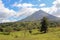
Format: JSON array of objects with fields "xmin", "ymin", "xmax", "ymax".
[
  {"xmin": 0, "ymin": 17, "xmax": 59, "ymax": 34},
  {"xmin": 40, "ymin": 17, "xmax": 48, "ymax": 33}
]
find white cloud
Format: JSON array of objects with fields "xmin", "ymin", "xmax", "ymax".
[
  {"xmin": 0, "ymin": 19, "xmax": 17, "ymax": 23},
  {"xmin": 12, "ymin": 2, "xmax": 39, "ymax": 18},
  {"xmin": 41, "ymin": 0, "xmax": 60, "ymax": 17},
  {"xmin": 12, "ymin": 2, "xmax": 35, "ymax": 8},
  {"xmin": 41, "ymin": 7, "xmax": 50, "ymax": 13},
  {"xmin": 16, "ymin": 8, "xmax": 39, "ymax": 17},
  {"xmin": 1, "ymin": 19, "xmax": 11, "ymax": 23},
  {"xmin": 11, "ymin": 7, "xmax": 39, "ymax": 21},
  {"xmin": 22, "ymin": 3, "xmax": 34, "ymax": 8},
  {"xmin": 13, "ymin": 7, "xmax": 39, "ymax": 21},
  {"xmin": 0, "ymin": 0, "xmax": 16, "ymax": 17},
  {"xmin": 1, "ymin": 0, "xmax": 60, "ymax": 23},
  {"xmin": 39, "ymin": 0, "xmax": 41, "ymax": 1},
  {"xmin": 40, "ymin": 3, "xmax": 46, "ymax": 7},
  {"xmin": 0, "ymin": 0, "xmax": 17, "ymax": 23},
  {"xmin": 0, "ymin": 0, "xmax": 39, "ymax": 23}
]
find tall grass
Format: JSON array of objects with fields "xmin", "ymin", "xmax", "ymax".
[{"xmin": 0, "ymin": 27, "xmax": 60, "ymax": 40}]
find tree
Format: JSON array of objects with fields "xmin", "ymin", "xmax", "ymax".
[
  {"xmin": 40, "ymin": 17, "xmax": 48, "ymax": 33},
  {"xmin": 3, "ymin": 26, "xmax": 13, "ymax": 35}
]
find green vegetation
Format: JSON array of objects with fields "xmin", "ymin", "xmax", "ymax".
[
  {"xmin": 0, "ymin": 17, "xmax": 60, "ymax": 40},
  {"xmin": 0, "ymin": 27, "xmax": 60, "ymax": 40},
  {"xmin": 40, "ymin": 17, "xmax": 48, "ymax": 33}
]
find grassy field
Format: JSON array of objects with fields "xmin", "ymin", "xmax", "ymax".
[{"xmin": 0, "ymin": 27, "xmax": 60, "ymax": 40}]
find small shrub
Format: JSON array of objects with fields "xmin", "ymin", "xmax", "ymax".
[
  {"xmin": 29, "ymin": 30, "xmax": 32, "ymax": 34},
  {"xmin": 3, "ymin": 32, "xmax": 10, "ymax": 35},
  {"xmin": 13, "ymin": 27, "xmax": 21, "ymax": 31},
  {"xmin": 3, "ymin": 27, "xmax": 12, "ymax": 35}
]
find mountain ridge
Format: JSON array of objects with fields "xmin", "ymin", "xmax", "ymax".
[{"xmin": 20, "ymin": 10, "xmax": 60, "ymax": 22}]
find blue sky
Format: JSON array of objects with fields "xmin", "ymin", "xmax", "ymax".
[
  {"xmin": 0, "ymin": 0, "xmax": 60, "ymax": 23},
  {"xmin": 2, "ymin": 0, "xmax": 54, "ymax": 11}
]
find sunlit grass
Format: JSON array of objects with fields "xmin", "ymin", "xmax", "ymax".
[{"xmin": 0, "ymin": 27, "xmax": 60, "ymax": 40}]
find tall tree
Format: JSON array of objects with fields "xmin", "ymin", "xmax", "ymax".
[{"xmin": 40, "ymin": 17, "xmax": 48, "ymax": 33}]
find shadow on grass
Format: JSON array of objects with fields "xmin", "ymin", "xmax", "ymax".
[
  {"xmin": 32, "ymin": 32, "xmax": 46, "ymax": 35},
  {"xmin": 0, "ymin": 32, "xmax": 10, "ymax": 35},
  {"xmin": 0, "ymin": 32, "xmax": 3, "ymax": 35},
  {"xmin": 32, "ymin": 33, "xmax": 40, "ymax": 35}
]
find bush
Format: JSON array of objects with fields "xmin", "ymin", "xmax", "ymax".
[
  {"xmin": 3, "ymin": 27, "xmax": 12, "ymax": 35},
  {"xmin": 13, "ymin": 27, "xmax": 21, "ymax": 31},
  {"xmin": 29, "ymin": 30, "xmax": 32, "ymax": 34},
  {"xmin": 3, "ymin": 32, "xmax": 10, "ymax": 35}
]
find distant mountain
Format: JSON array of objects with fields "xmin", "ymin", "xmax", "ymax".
[{"xmin": 20, "ymin": 10, "xmax": 60, "ymax": 22}]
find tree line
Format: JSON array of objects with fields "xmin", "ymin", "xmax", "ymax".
[{"xmin": 0, "ymin": 17, "xmax": 60, "ymax": 35}]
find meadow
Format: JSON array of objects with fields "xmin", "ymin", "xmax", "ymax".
[{"xmin": 0, "ymin": 27, "xmax": 60, "ymax": 40}]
